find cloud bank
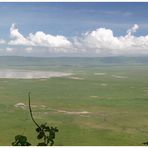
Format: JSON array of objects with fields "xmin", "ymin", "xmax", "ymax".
[
  {"xmin": 74, "ymin": 24, "xmax": 148, "ymax": 56},
  {"xmin": 1, "ymin": 23, "xmax": 148, "ymax": 56},
  {"xmin": 9, "ymin": 24, "xmax": 72, "ymax": 49}
]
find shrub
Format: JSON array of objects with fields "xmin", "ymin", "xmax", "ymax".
[{"xmin": 12, "ymin": 92, "xmax": 58, "ymax": 146}]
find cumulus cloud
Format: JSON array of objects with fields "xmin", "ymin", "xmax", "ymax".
[
  {"xmin": 28, "ymin": 31, "xmax": 71, "ymax": 48},
  {"xmin": 0, "ymin": 39, "xmax": 6, "ymax": 44},
  {"xmin": 127, "ymin": 24, "xmax": 139, "ymax": 36},
  {"xmin": 74, "ymin": 28, "xmax": 121, "ymax": 53},
  {"xmin": 6, "ymin": 47, "xmax": 14, "ymax": 52},
  {"xmin": 9, "ymin": 24, "xmax": 72, "ymax": 50},
  {"xmin": 25, "ymin": 47, "xmax": 32, "ymax": 53},
  {"xmin": 6, "ymin": 23, "xmax": 148, "ymax": 56},
  {"xmin": 73, "ymin": 24, "xmax": 148, "ymax": 56},
  {"xmin": 9, "ymin": 24, "xmax": 31, "ymax": 46}
]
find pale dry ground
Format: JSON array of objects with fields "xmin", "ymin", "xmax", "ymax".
[
  {"xmin": 67, "ymin": 76, "xmax": 84, "ymax": 80},
  {"xmin": 94, "ymin": 73, "xmax": 107, "ymax": 76},
  {"xmin": 0, "ymin": 69, "xmax": 72, "ymax": 79},
  {"xmin": 112, "ymin": 75, "xmax": 128, "ymax": 79},
  {"xmin": 14, "ymin": 103, "xmax": 91, "ymax": 117}
]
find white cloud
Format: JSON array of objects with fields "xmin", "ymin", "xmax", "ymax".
[
  {"xmin": 25, "ymin": 47, "xmax": 32, "ymax": 53},
  {"xmin": 73, "ymin": 24, "xmax": 148, "ymax": 56},
  {"xmin": 6, "ymin": 47, "xmax": 14, "ymax": 52},
  {"xmin": 0, "ymin": 39, "xmax": 6, "ymax": 44},
  {"xmin": 9, "ymin": 24, "xmax": 31, "ymax": 46},
  {"xmin": 6, "ymin": 23, "xmax": 148, "ymax": 56},
  {"xmin": 75, "ymin": 28, "xmax": 121, "ymax": 52},
  {"xmin": 28, "ymin": 31, "xmax": 71, "ymax": 48},
  {"xmin": 127, "ymin": 24, "xmax": 139, "ymax": 36},
  {"xmin": 9, "ymin": 24, "xmax": 72, "ymax": 50}
]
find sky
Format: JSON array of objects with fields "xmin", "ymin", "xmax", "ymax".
[{"xmin": 0, "ymin": 2, "xmax": 148, "ymax": 57}]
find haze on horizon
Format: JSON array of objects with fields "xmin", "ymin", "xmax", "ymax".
[{"xmin": 0, "ymin": 2, "xmax": 148, "ymax": 57}]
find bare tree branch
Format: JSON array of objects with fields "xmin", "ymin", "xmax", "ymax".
[{"xmin": 28, "ymin": 92, "xmax": 40, "ymax": 129}]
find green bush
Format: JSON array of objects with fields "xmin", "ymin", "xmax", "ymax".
[{"xmin": 12, "ymin": 92, "xmax": 58, "ymax": 146}]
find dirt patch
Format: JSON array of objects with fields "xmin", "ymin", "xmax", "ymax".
[
  {"xmin": 112, "ymin": 75, "xmax": 128, "ymax": 79},
  {"xmin": 94, "ymin": 73, "xmax": 106, "ymax": 76},
  {"xmin": 14, "ymin": 103, "xmax": 38, "ymax": 109},
  {"xmin": 41, "ymin": 105, "xmax": 47, "ymax": 108},
  {"xmin": 57, "ymin": 109, "xmax": 90, "ymax": 115},
  {"xmin": 67, "ymin": 76, "xmax": 84, "ymax": 80},
  {"xmin": 90, "ymin": 96, "xmax": 105, "ymax": 99},
  {"xmin": 14, "ymin": 102, "xmax": 26, "ymax": 109},
  {"xmin": 101, "ymin": 83, "xmax": 108, "ymax": 86}
]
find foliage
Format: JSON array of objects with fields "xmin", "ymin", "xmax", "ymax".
[
  {"xmin": 143, "ymin": 142, "xmax": 148, "ymax": 146},
  {"xmin": 36, "ymin": 123, "xmax": 58, "ymax": 146},
  {"xmin": 12, "ymin": 92, "xmax": 58, "ymax": 146},
  {"xmin": 12, "ymin": 135, "xmax": 31, "ymax": 146}
]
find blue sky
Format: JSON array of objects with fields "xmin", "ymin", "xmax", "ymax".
[
  {"xmin": 0, "ymin": 2, "xmax": 148, "ymax": 57},
  {"xmin": 0, "ymin": 2, "xmax": 147, "ymax": 37}
]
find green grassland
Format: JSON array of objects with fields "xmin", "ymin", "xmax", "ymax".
[{"xmin": 0, "ymin": 56, "xmax": 148, "ymax": 145}]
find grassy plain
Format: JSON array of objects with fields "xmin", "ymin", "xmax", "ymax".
[{"xmin": 0, "ymin": 57, "xmax": 148, "ymax": 145}]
